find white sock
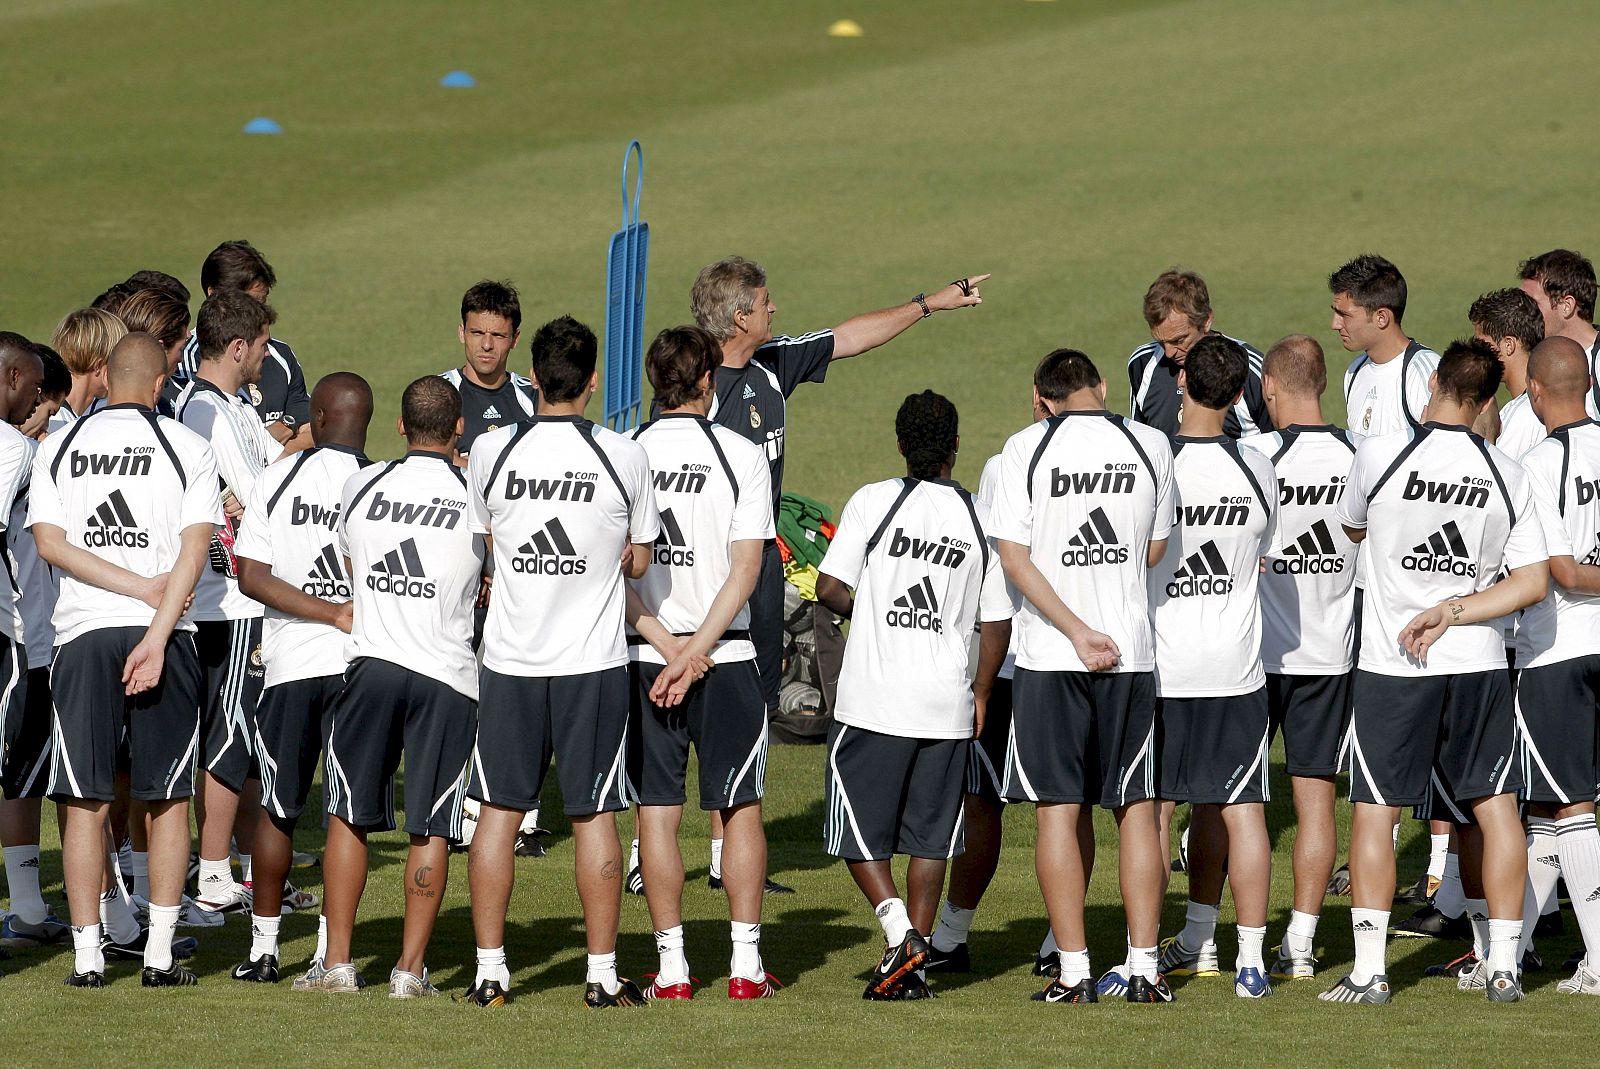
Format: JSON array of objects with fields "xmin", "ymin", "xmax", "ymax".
[
  {"xmin": 586, "ymin": 951, "xmax": 619, "ymax": 995},
  {"xmin": 100, "ymin": 885, "xmax": 141, "ymax": 944},
  {"xmin": 930, "ymin": 900, "xmax": 974, "ymax": 952},
  {"xmin": 874, "ymin": 897, "xmax": 912, "ymax": 945},
  {"xmin": 1286, "ymin": 909, "xmax": 1319, "ymax": 958},
  {"xmin": 145, "ymin": 902, "xmax": 179, "ymax": 972},
  {"xmin": 1434, "ymin": 852, "xmax": 1466, "ymax": 917},
  {"xmin": 197, "ymin": 856, "xmax": 235, "ymax": 896},
  {"xmin": 654, "ymin": 924, "xmax": 689, "ymax": 985},
  {"xmin": 313, "ymin": 913, "xmax": 329, "ymax": 966},
  {"xmin": 238, "ymin": 853, "xmax": 253, "ymax": 885},
  {"xmin": 250, "ymin": 913, "xmax": 281, "ymax": 962},
  {"xmin": 730, "ymin": 921, "xmax": 763, "ymax": 980},
  {"xmin": 1128, "ymin": 944, "xmax": 1158, "ymax": 981},
  {"xmin": 72, "ymin": 922, "xmax": 104, "ymax": 975},
  {"xmin": 2, "ymin": 845, "xmax": 48, "ymax": 924},
  {"xmin": 1486, "ymin": 917, "xmax": 1522, "ymax": 977},
  {"xmin": 1465, "ymin": 898, "xmax": 1489, "ymax": 956},
  {"xmin": 1392, "ymin": 822, "xmax": 1400, "ymax": 850},
  {"xmin": 709, "ymin": 837, "xmax": 724, "ymax": 880},
  {"xmin": 1428, "ymin": 833, "xmax": 1450, "ymax": 880},
  {"xmin": 1039, "ymin": 928, "xmax": 1058, "ymax": 958},
  {"xmin": 1236, "ymin": 924, "xmax": 1266, "ymax": 972},
  {"xmin": 1556, "ymin": 813, "xmax": 1600, "ymax": 958},
  {"xmin": 628, "ymin": 838, "xmax": 640, "ymax": 874},
  {"xmin": 130, "ymin": 850, "xmax": 151, "ymax": 901},
  {"xmin": 1058, "ymin": 947, "xmax": 1091, "ymax": 985},
  {"xmin": 1349, "ymin": 907, "xmax": 1389, "ymax": 984},
  {"xmin": 519, "ymin": 806, "xmax": 540, "ymax": 835},
  {"xmin": 1518, "ymin": 820, "xmax": 1561, "ymax": 959},
  {"xmin": 475, "ymin": 945, "xmax": 510, "ymax": 986},
  {"xmin": 1179, "ymin": 900, "xmax": 1219, "ymax": 950}
]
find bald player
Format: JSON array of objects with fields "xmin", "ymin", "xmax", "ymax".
[
  {"xmin": 229, "ymin": 374, "xmax": 376, "ymax": 983},
  {"xmin": 30, "ymin": 334, "xmax": 220, "ymax": 986}
]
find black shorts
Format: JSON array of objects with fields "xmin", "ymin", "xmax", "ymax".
[
  {"xmin": 1267, "ymin": 673, "xmax": 1351, "ymax": 778},
  {"xmin": 1514, "ymin": 657, "xmax": 1600, "ymax": 806},
  {"xmin": 1159, "ymin": 688, "xmax": 1272, "ymax": 804},
  {"xmin": 47, "ymin": 627, "xmax": 201, "ymax": 803},
  {"xmin": 966, "ymin": 675, "xmax": 1012, "ymax": 804},
  {"xmin": 254, "ymin": 674, "xmax": 344, "ymax": 823},
  {"xmin": 195, "ymin": 618, "xmax": 265, "ymax": 791},
  {"xmin": 1003, "ymin": 669, "xmax": 1156, "ymax": 809},
  {"xmin": 323, "ymin": 657, "xmax": 475, "ymax": 839},
  {"xmin": 1347, "ymin": 669, "xmax": 1521, "ymax": 810},
  {"xmin": 1, "ymin": 643, "xmax": 44, "ymax": 799},
  {"xmin": 823, "ymin": 721, "xmax": 966, "ymax": 862},
  {"xmin": 629, "ymin": 660, "xmax": 766, "ymax": 811},
  {"xmin": 469, "ymin": 665, "xmax": 631, "ymax": 817}
]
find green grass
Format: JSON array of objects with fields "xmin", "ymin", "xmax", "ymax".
[{"xmin": 5, "ymin": 0, "xmax": 1600, "ymax": 1063}]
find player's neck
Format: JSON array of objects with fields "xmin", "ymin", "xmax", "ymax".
[
  {"xmin": 1273, "ymin": 398, "xmax": 1327, "ymax": 427},
  {"xmin": 462, "ymin": 363, "xmax": 507, "ymax": 391},
  {"xmin": 1364, "ymin": 330, "xmax": 1412, "ymax": 364},
  {"xmin": 1540, "ymin": 399, "xmax": 1589, "ymax": 433},
  {"xmin": 405, "ymin": 442, "xmax": 453, "ymax": 459},
  {"xmin": 1423, "ymin": 401, "xmax": 1478, "ymax": 429},
  {"xmin": 660, "ymin": 396, "xmax": 712, "ymax": 418},
  {"xmin": 196, "ymin": 359, "xmax": 242, "ymax": 395},
  {"xmin": 1502, "ymin": 359, "xmax": 1529, "ymax": 398},
  {"xmin": 1177, "ymin": 408, "xmax": 1228, "ymax": 437},
  {"xmin": 720, "ymin": 334, "xmax": 759, "ymax": 369},
  {"xmin": 905, "ymin": 463, "xmax": 954, "ymax": 481},
  {"xmin": 1557, "ymin": 319, "xmax": 1599, "ymax": 349},
  {"xmin": 313, "ymin": 428, "xmax": 367, "ymax": 453},
  {"xmin": 64, "ymin": 377, "xmax": 96, "ymax": 419},
  {"xmin": 536, "ymin": 397, "xmax": 588, "ymax": 419}
]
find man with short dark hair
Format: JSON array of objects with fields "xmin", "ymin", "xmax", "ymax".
[
  {"xmin": 1332, "ymin": 254, "xmax": 1439, "ymax": 439},
  {"xmin": 1471, "ymin": 288, "xmax": 1546, "ymax": 460},
  {"xmin": 1518, "ymin": 249, "xmax": 1599, "ymax": 411},
  {"xmin": 437, "ymin": 280, "xmax": 539, "ymax": 458},
  {"xmin": 1127, "ymin": 268, "xmax": 1270, "ymax": 438},
  {"xmin": 1325, "ymin": 339, "xmax": 1548, "ymax": 1005}
]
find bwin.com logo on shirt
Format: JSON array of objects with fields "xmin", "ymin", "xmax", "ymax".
[{"xmin": 886, "ymin": 577, "xmax": 942, "ymax": 632}]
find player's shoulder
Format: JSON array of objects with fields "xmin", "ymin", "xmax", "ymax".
[
  {"xmin": 1235, "ymin": 438, "xmax": 1278, "ymax": 481},
  {"xmin": 267, "ymin": 337, "xmax": 300, "ymax": 365},
  {"xmin": 437, "ymin": 366, "xmax": 464, "ymax": 388},
  {"xmin": 472, "ymin": 422, "xmax": 517, "ymax": 457},
  {"xmin": 589, "ymin": 420, "xmax": 650, "ymax": 465},
  {"xmin": 707, "ymin": 421, "xmax": 765, "ymax": 464},
  {"xmin": 143, "ymin": 410, "xmax": 212, "ymax": 454},
  {"xmin": 841, "ymin": 477, "xmax": 904, "ymax": 515},
  {"xmin": 1355, "ymin": 426, "xmax": 1412, "ymax": 460},
  {"xmin": 1406, "ymin": 342, "xmax": 1442, "ymax": 371},
  {"xmin": 0, "ymin": 421, "xmax": 34, "ymax": 456},
  {"xmin": 341, "ymin": 457, "xmax": 391, "ymax": 501},
  {"xmin": 1001, "ymin": 417, "xmax": 1050, "ymax": 456},
  {"xmin": 979, "ymin": 452, "xmax": 1004, "ymax": 486},
  {"xmin": 1127, "ymin": 340, "xmax": 1162, "ymax": 370},
  {"xmin": 1122, "ymin": 415, "xmax": 1171, "ymax": 453},
  {"xmin": 1237, "ymin": 430, "xmax": 1281, "ymax": 459},
  {"xmin": 1222, "ymin": 334, "xmax": 1265, "ymax": 371},
  {"xmin": 508, "ymin": 371, "xmax": 535, "ymax": 391}
]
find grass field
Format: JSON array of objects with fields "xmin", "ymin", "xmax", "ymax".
[{"xmin": 5, "ymin": 0, "xmax": 1600, "ymax": 1065}]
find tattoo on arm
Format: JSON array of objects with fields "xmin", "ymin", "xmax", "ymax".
[{"xmin": 1448, "ymin": 600, "xmax": 1464, "ymax": 623}]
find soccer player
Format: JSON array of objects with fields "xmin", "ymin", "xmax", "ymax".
[
  {"xmin": 1518, "ymin": 249, "xmax": 1598, "ymax": 408},
  {"xmin": 1504, "ymin": 337, "xmax": 1600, "ymax": 994},
  {"xmin": 1333, "ymin": 254, "xmax": 1440, "ymax": 439},
  {"xmin": 1471, "ymin": 288, "xmax": 1546, "ymax": 461},
  {"xmin": 463, "ymin": 316, "xmax": 658, "ymax": 1008},
  {"xmin": 228, "ymin": 373, "xmax": 375, "ymax": 983},
  {"xmin": 116, "ymin": 289, "xmax": 193, "ymax": 416},
  {"xmin": 176, "ymin": 290, "xmax": 285, "ymax": 918},
  {"xmin": 176, "ymin": 240, "xmax": 312, "ymax": 447},
  {"xmin": 18, "ymin": 344, "xmax": 69, "ymax": 439},
  {"xmin": 1239, "ymin": 335, "xmax": 1358, "ymax": 980},
  {"xmin": 816, "ymin": 390, "xmax": 1013, "ymax": 1001},
  {"xmin": 50, "ymin": 308, "xmax": 127, "ymax": 427},
  {"xmin": 29, "ymin": 333, "xmax": 220, "ymax": 986},
  {"xmin": 1127, "ymin": 268, "xmax": 1271, "ymax": 437},
  {"xmin": 309, "ymin": 377, "xmax": 483, "ymax": 996},
  {"xmin": 625, "ymin": 325, "xmax": 778, "ymax": 999},
  {"xmin": 1323, "ymin": 338, "xmax": 1548, "ymax": 1005},
  {"xmin": 438, "ymin": 280, "xmax": 538, "ymax": 458},
  {"xmin": 1147, "ymin": 335, "xmax": 1279, "ymax": 999},
  {"xmin": 988, "ymin": 349, "xmax": 1175, "ymax": 1005}
]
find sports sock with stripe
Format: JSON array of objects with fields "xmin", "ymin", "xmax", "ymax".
[
  {"xmin": 730, "ymin": 921, "xmax": 763, "ymax": 980},
  {"xmin": 1349, "ymin": 907, "xmax": 1388, "ymax": 985},
  {"xmin": 72, "ymin": 923, "xmax": 104, "ymax": 975},
  {"xmin": 930, "ymin": 900, "xmax": 974, "ymax": 952},
  {"xmin": 586, "ymin": 951, "xmax": 620, "ymax": 995},
  {"xmin": 2, "ymin": 845, "xmax": 48, "ymax": 925},
  {"xmin": 238, "ymin": 852, "xmax": 253, "ymax": 885},
  {"xmin": 1486, "ymin": 918, "xmax": 1522, "ymax": 977},
  {"xmin": 1236, "ymin": 924, "xmax": 1266, "ymax": 972},
  {"xmin": 1178, "ymin": 900, "xmax": 1219, "ymax": 951},
  {"xmin": 475, "ymin": 945, "xmax": 510, "ymax": 986},
  {"xmin": 1465, "ymin": 898, "xmax": 1489, "ymax": 957},
  {"xmin": 1555, "ymin": 813, "xmax": 1600, "ymax": 958},
  {"xmin": 654, "ymin": 925, "xmax": 689, "ymax": 985},
  {"xmin": 145, "ymin": 902, "xmax": 179, "ymax": 971},
  {"xmin": 874, "ymin": 897, "xmax": 912, "ymax": 946},
  {"xmin": 197, "ymin": 856, "xmax": 236, "ymax": 899},
  {"xmin": 1517, "ymin": 820, "xmax": 1560, "ymax": 960},
  {"xmin": 1286, "ymin": 909, "xmax": 1319, "ymax": 958},
  {"xmin": 1058, "ymin": 948, "xmax": 1090, "ymax": 986},
  {"xmin": 250, "ymin": 914, "xmax": 281, "ymax": 962},
  {"xmin": 1433, "ymin": 851, "xmax": 1466, "ymax": 917},
  {"xmin": 628, "ymin": 838, "xmax": 640, "ymax": 874},
  {"xmin": 1427, "ymin": 833, "xmax": 1450, "ymax": 880},
  {"xmin": 1127, "ymin": 944, "xmax": 1158, "ymax": 981},
  {"xmin": 313, "ymin": 913, "xmax": 328, "ymax": 966},
  {"xmin": 130, "ymin": 850, "xmax": 151, "ymax": 901},
  {"xmin": 709, "ymin": 837, "xmax": 724, "ymax": 881}
]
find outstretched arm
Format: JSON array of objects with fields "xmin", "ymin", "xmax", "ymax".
[{"xmin": 831, "ymin": 275, "xmax": 990, "ymax": 360}]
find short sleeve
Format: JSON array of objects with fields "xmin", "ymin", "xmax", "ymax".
[
  {"xmin": 1503, "ymin": 469, "xmax": 1549, "ymax": 572},
  {"xmin": 0, "ymin": 434, "xmax": 34, "ymax": 532},
  {"xmin": 1337, "ymin": 441, "xmax": 1377, "ymax": 530},
  {"xmin": 24, "ymin": 444, "xmax": 65, "ymax": 531},
  {"xmin": 730, "ymin": 443, "xmax": 775, "ymax": 542},
  {"xmin": 976, "ymin": 541, "xmax": 1018, "ymax": 624},
  {"xmin": 817, "ymin": 487, "xmax": 873, "ymax": 587},
  {"xmin": 1250, "ymin": 451, "xmax": 1279, "ymax": 554},
  {"xmin": 231, "ymin": 473, "xmax": 275, "ymax": 567},
  {"xmin": 985, "ymin": 430, "xmax": 1037, "ymax": 547},
  {"xmin": 626, "ymin": 448, "xmax": 661, "ymax": 544},
  {"xmin": 758, "ymin": 332, "xmax": 835, "ymax": 397},
  {"xmin": 1404, "ymin": 351, "xmax": 1439, "ymax": 424},
  {"xmin": 1522, "ymin": 450, "xmax": 1571, "ymax": 559},
  {"xmin": 975, "ymin": 455, "xmax": 1003, "ymax": 513},
  {"xmin": 1150, "ymin": 443, "xmax": 1176, "ymax": 542},
  {"xmin": 280, "ymin": 346, "xmax": 312, "ymax": 428},
  {"xmin": 466, "ymin": 439, "xmax": 495, "ymax": 535},
  {"xmin": 180, "ymin": 445, "xmax": 225, "ymax": 531}
]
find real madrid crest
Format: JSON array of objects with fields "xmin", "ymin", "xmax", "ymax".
[
  {"xmin": 248, "ymin": 384, "xmax": 263, "ymax": 406},
  {"xmin": 250, "ymin": 646, "xmax": 264, "ymax": 668},
  {"xmin": 748, "ymin": 404, "xmax": 762, "ymax": 429}
]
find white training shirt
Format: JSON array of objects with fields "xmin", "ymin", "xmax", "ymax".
[
  {"xmin": 0, "ymin": 424, "xmax": 36, "ymax": 645},
  {"xmin": 976, "ymin": 452, "xmax": 1019, "ymax": 681},
  {"xmin": 1515, "ymin": 420, "xmax": 1600, "ymax": 670},
  {"xmin": 468, "ymin": 416, "xmax": 659, "ymax": 677},
  {"xmin": 1338, "ymin": 423, "xmax": 1546, "ymax": 677},
  {"xmin": 1241, "ymin": 426, "xmax": 1359, "ymax": 675},
  {"xmin": 233, "ymin": 445, "xmax": 372, "ymax": 689},
  {"xmin": 987, "ymin": 411, "xmax": 1175, "ymax": 674},
  {"xmin": 820, "ymin": 477, "xmax": 1015, "ymax": 740},
  {"xmin": 5, "ymin": 443, "xmax": 55, "ymax": 668},
  {"xmin": 176, "ymin": 378, "xmax": 278, "ymax": 621},
  {"xmin": 340, "ymin": 451, "xmax": 484, "ymax": 699},
  {"xmin": 1496, "ymin": 392, "xmax": 1545, "ymax": 462},
  {"xmin": 625, "ymin": 414, "xmax": 773, "ymax": 665},
  {"xmin": 1148, "ymin": 437, "xmax": 1278, "ymax": 697},
  {"xmin": 27, "ymin": 405, "xmax": 222, "ymax": 645},
  {"xmin": 1343, "ymin": 341, "xmax": 1439, "ymax": 441}
]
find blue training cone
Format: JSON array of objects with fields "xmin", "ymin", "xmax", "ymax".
[
  {"xmin": 439, "ymin": 70, "xmax": 476, "ymax": 88},
  {"xmin": 242, "ymin": 117, "xmax": 282, "ymax": 135}
]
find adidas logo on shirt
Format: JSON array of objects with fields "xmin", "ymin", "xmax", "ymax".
[
  {"xmin": 513, "ymin": 518, "xmax": 587, "ymax": 575},
  {"xmin": 1165, "ymin": 540, "xmax": 1234, "ymax": 597},
  {"xmin": 289, "ymin": 496, "xmax": 341, "ymax": 530},
  {"xmin": 652, "ymin": 508, "xmax": 694, "ymax": 567},
  {"xmin": 1049, "ymin": 465, "xmax": 1137, "ymax": 497},
  {"xmin": 1272, "ymin": 520, "xmax": 1346, "ymax": 575},
  {"xmin": 303, "ymin": 543, "xmax": 351, "ymax": 598},
  {"xmin": 1401, "ymin": 520, "xmax": 1477, "ymax": 577},
  {"xmin": 69, "ymin": 445, "xmax": 156, "ymax": 478},
  {"xmin": 1581, "ymin": 539, "xmax": 1600, "ymax": 567},
  {"xmin": 652, "ymin": 464, "xmax": 713, "ymax": 494},
  {"xmin": 84, "ymin": 490, "xmax": 149, "ymax": 548},
  {"xmin": 482, "ymin": 405, "xmax": 502, "ymax": 420},
  {"xmin": 888, "ymin": 527, "xmax": 972, "ymax": 568},
  {"xmin": 885, "ymin": 577, "xmax": 942, "ymax": 632},
  {"xmin": 366, "ymin": 538, "xmax": 436, "ymax": 598},
  {"xmin": 1401, "ymin": 472, "xmax": 1491, "ymax": 508},
  {"xmin": 742, "ymin": 384, "xmax": 757, "ymax": 400},
  {"xmin": 1060, "ymin": 507, "xmax": 1128, "ymax": 566}
]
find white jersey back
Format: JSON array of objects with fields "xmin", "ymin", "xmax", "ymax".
[
  {"xmin": 234, "ymin": 445, "xmax": 371, "ymax": 689},
  {"xmin": 987, "ymin": 412, "xmax": 1175, "ymax": 674},
  {"xmin": 5, "ymin": 437, "xmax": 54, "ymax": 667},
  {"xmin": 340, "ymin": 452, "xmax": 483, "ymax": 698},
  {"xmin": 0, "ymin": 426, "xmax": 36, "ymax": 644},
  {"xmin": 468, "ymin": 416, "xmax": 659, "ymax": 677},
  {"xmin": 1337, "ymin": 424, "xmax": 1546, "ymax": 676},
  {"xmin": 1343, "ymin": 341, "xmax": 1439, "ymax": 441},
  {"xmin": 27, "ymin": 405, "xmax": 222, "ymax": 646},
  {"xmin": 1515, "ymin": 420, "xmax": 1600, "ymax": 669},
  {"xmin": 176, "ymin": 379, "xmax": 278, "ymax": 621},
  {"xmin": 1149, "ymin": 438, "xmax": 1277, "ymax": 697},
  {"xmin": 1496, "ymin": 392, "xmax": 1545, "ymax": 462},
  {"xmin": 1241, "ymin": 426, "xmax": 1359, "ymax": 675},
  {"xmin": 819, "ymin": 477, "xmax": 1015, "ymax": 739},
  {"xmin": 626, "ymin": 415, "xmax": 772, "ymax": 665}
]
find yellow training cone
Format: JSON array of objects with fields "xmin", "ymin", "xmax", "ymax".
[{"xmin": 827, "ymin": 19, "xmax": 863, "ymax": 37}]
